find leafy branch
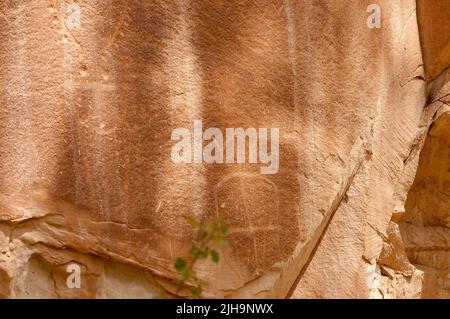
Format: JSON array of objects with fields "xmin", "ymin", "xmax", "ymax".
[{"xmin": 174, "ymin": 216, "xmax": 228, "ymax": 298}]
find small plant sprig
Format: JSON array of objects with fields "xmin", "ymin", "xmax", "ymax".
[{"xmin": 174, "ymin": 215, "xmax": 228, "ymax": 298}]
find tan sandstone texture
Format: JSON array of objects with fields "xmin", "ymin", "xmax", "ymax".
[{"xmin": 0, "ymin": 0, "xmax": 448, "ymax": 298}]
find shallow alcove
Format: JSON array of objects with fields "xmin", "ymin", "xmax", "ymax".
[
  {"xmin": 399, "ymin": 111, "xmax": 450, "ymax": 298},
  {"xmin": 374, "ymin": 111, "xmax": 450, "ymax": 299}
]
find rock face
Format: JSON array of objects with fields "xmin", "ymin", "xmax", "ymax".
[
  {"xmin": 373, "ymin": 77, "xmax": 450, "ymax": 299},
  {"xmin": 368, "ymin": 1, "xmax": 450, "ymax": 299},
  {"xmin": 0, "ymin": 0, "xmax": 448, "ymax": 298}
]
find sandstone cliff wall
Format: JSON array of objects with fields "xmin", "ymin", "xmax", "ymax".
[{"xmin": 0, "ymin": 0, "xmax": 448, "ymax": 298}]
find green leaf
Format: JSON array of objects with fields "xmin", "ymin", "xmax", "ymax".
[
  {"xmin": 211, "ymin": 250, "xmax": 219, "ymax": 263},
  {"xmin": 174, "ymin": 258, "xmax": 186, "ymax": 271},
  {"xmin": 181, "ymin": 268, "xmax": 191, "ymax": 280},
  {"xmin": 189, "ymin": 287, "xmax": 202, "ymax": 296},
  {"xmin": 220, "ymin": 223, "xmax": 229, "ymax": 235},
  {"xmin": 185, "ymin": 216, "xmax": 200, "ymax": 228},
  {"xmin": 189, "ymin": 244, "xmax": 199, "ymax": 256}
]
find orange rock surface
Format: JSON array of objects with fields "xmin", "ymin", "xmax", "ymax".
[{"xmin": 0, "ymin": 0, "xmax": 448, "ymax": 298}]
